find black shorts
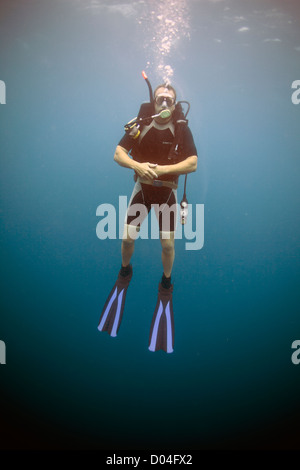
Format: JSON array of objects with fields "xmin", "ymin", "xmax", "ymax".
[{"xmin": 126, "ymin": 181, "xmax": 177, "ymax": 232}]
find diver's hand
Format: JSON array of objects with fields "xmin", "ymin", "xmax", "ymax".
[
  {"xmin": 135, "ymin": 162, "xmax": 158, "ymax": 180},
  {"xmin": 150, "ymin": 164, "xmax": 166, "ymax": 178}
]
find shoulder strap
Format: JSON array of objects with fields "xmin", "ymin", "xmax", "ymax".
[{"xmin": 167, "ymin": 102, "xmax": 188, "ymax": 162}]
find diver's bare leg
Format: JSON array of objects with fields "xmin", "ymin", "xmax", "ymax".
[
  {"xmin": 121, "ymin": 224, "xmax": 139, "ymax": 267},
  {"xmin": 160, "ymin": 231, "xmax": 175, "ymax": 278}
]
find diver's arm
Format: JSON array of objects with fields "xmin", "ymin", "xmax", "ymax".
[
  {"xmin": 114, "ymin": 145, "xmax": 158, "ymax": 180},
  {"xmin": 152, "ymin": 155, "xmax": 197, "ymax": 177},
  {"xmin": 113, "ymin": 145, "xmax": 134, "ymax": 168}
]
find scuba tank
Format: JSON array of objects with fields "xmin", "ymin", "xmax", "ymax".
[{"xmin": 124, "ymin": 71, "xmax": 191, "ymax": 225}]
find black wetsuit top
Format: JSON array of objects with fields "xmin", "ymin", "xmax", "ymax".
[{"xmin": 118, "ymin": 121, "xmax": 197, "ymax": 182}]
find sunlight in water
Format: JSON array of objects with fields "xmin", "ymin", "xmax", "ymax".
[{"xmin": 138, "ymin": 0, "xmax": 190, "ymax": 84}]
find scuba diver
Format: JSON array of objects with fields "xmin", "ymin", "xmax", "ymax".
[{"xmin": 98, "ymin": 72, "xmax": 198, "ymax": 353}]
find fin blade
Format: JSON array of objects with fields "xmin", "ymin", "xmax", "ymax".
[
  {"xmin": 98, "ymin": 267, "xmax": 133, "ymax": 337},
  {"xmin": 98, "ymin": 286, "xmax": 118, "ymax": 332},
  {"xmin": 110, "ymin": 288, "xmax": 125, "ymax": 337},
  {"xmin": 165, "ymin": 300, "xmax": 174, "ymax": 353},
  {"xmin": 148, "ymin": 301, "xmax": 164, "ymax": 352},
  {"xmin": 148, "ymin": 285, "xmax": 174, "ymax": 353}
]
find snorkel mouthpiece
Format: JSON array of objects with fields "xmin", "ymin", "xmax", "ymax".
[{"xmin": 159, "ymin": 109, "xmax": 171, "ymax": 119}]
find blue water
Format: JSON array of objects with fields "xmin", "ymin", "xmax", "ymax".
[{"xmin": 0, "ymin": 0, "xmax": 300, "ymax": 450}]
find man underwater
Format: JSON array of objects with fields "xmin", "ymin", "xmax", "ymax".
[{"xmin": 98, "ymin": 78, "xmax": 198, "ymax": 353}]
